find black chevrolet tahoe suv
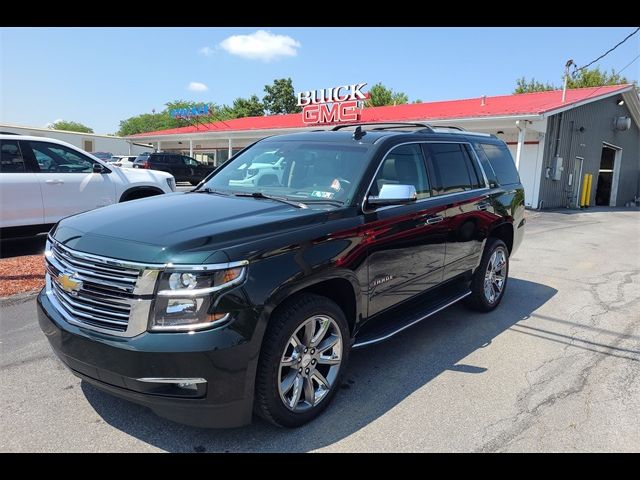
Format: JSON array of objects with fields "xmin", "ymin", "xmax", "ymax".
[
  {"xmin": 133, "ymin": 152, "xmax": 215, "ymax": 185},
  {"xmin": 38, "ymin": 123, "xmax": 525, "ymax": 428}
]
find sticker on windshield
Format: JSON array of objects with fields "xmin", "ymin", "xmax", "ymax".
[
  {"xmin": 311, "ymin": 191, "xmax": 335, "ymax": 199},
  {"xmin": 330, "ymin": 178, "xmax": 342, "ymax": 192}
]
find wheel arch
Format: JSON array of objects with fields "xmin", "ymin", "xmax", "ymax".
[
  {"xmin": 488, "ymin": 221, "xmax": 514, "ymax": 254},
  {"xmin": 119, "ymin": 186, "xmax": 165, "ymax": 203},
  {"xmin": 266, "ymin": 273, "xmax": 363, "ymax": 337}
]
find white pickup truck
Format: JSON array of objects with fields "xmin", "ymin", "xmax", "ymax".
[{"xmin": 0, "ymin": 134, "xmax": 176, "ymax": 237}]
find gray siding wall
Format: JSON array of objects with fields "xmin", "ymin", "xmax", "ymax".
[{"xmin": 537, "ymin": 97, "xmax": 640, "ymax": 208}]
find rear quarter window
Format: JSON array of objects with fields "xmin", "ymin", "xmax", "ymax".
[{"xmin": 480, "ymin": 143, "xmax": 520, "ymax": 186}]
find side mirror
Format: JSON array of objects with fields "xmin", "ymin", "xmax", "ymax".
[
  {"xmin": 367, "ymin": 184, "xmax": 417, "ymax": 207},
  {"xmin": 93, "ymin": 163, "xmax": 109, "ymax": 174}
]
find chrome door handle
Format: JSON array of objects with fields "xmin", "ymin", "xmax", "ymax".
[
  {"xmin": 426, "ymin": 216, "xmax": 444, "ymax": 224},
  {"xmin": 45, "ymin": 179, "xmax": 64, "ymax": 185},
  {"xmin": 477, "ymin": 202, "xmax": 489, "ymax": 211}
]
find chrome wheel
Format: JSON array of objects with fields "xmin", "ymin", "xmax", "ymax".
[
  {"xmin": 278, "ymin": 315, "xmax": 343, "ymax": 412},
  {"xmin": 484, "ymin": 248, "xmax": 507, "ymax": 304}
]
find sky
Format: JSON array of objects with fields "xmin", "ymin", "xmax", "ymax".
[{"xmin": 1, "ymin": 27, "xmax": 639, "ymax": 134}]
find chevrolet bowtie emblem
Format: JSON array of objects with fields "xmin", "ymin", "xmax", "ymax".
[{"xmin": 57, "ymin": 272, "xmax": 82, "ymax": 294}]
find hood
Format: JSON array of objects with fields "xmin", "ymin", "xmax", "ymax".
[{"xmin": 52, "ymin": 192, "xmax": 333, "ymax": 264}]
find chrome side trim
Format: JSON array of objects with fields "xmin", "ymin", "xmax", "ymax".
[
  {"xmin": 137, "ymin": 377, "xmax": 207, "ymax": 384},
  {"xmin": 352, "ymin": 290, "xmax": 472, "ymax": 349}
]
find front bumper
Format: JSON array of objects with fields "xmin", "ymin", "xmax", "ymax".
[{"xmin": 37, "ymin": 289, "xmax": 257, "ymax": 428}]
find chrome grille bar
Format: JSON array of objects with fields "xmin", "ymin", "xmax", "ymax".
[{"xmin": 45, "ymin": 238, "xmax": 149, "ymax": 334}]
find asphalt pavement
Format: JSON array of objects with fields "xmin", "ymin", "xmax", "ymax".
[{"xmin": 1, "ymin": 208, "xmax": 639, "ymax": 452}]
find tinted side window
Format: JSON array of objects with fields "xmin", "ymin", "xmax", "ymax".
[
  {"xmin": 371, "ymin": 144, "xmax": 431, "ymax": 200},
  {"xmin": 425, "ymin": 143, "xmax": 476, "ymax": 194},
  {"xmin": 183, "ymin": 156, "xmax": 199, "ymax": 166},
  {"xmin": 481, "ymin": 143, "xmax": 520, "ymax": 185},
  {"xmin": 150, "ymin": 155, "xmax": 169, "ymax": 164},
  {"xmin": 28, "ymin": 142, "xmax": 94, "ymax": 173},
  {"xmin": 463, "ymin": 144, "xmax": 483, "ymax": 189},
  {"xmin": 472, "ymin": 143, "xmax": 498, "ymax": 188},
  {"xmin": 0, "ymin": 140, "xmax": 27, "ymax": 173}
]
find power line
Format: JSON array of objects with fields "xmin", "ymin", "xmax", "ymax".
[
  {"xmin": 617, "ymin": 52, "xmax": 640, "ymax": 76},
  {"xmin": 582, "ymin": 52, "xmax": 640, "ymax": 102},
  {"xmin": 572, "ymin": 27, "xmax": 640, "ymax": 77}
]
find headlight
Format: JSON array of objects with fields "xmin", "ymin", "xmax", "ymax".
[
  {"xmin": 166, "ymin": 177, "xmax": 176, "ymax": 191},
  {"xmin": 150, "ymin": 262, "xmax": 247, "ymax": 332},
  {"xmin": 246, "ymin": 168, "xmax": 258, "ymax": 177}
]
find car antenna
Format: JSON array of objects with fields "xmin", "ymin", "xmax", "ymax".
[{"xmin": 353, "ymin": 125, "xmax": 366, "ymax": 140}]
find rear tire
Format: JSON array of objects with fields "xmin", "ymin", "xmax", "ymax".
[
  {"xmin": 465, "ymin": 238, "xmax": 509, "ymax": 312},
  {"xmin": 255, "ymin": 293, "xmax": 350, "ymax": 428}
]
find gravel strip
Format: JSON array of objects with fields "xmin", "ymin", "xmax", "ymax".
[{"xmin": 0, "ymin": 254, "xmax": 45, "ymax": 297}]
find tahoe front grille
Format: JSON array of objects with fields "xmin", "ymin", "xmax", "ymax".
[
  {"xmin": 49, "ymin": 279, "xmax": 131, "ymax": 331},
  {"xmin": 44, "ymin": 238, "xmax": 151, "ymax": 334}
]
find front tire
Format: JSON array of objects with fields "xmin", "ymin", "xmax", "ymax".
[
  {"xmin": 466, "ymin": 238, "xmax": 509, "ymax": 312},
  {"xmin": 255, "ymin": 293, "xmax": 350, "ymax": 428}
]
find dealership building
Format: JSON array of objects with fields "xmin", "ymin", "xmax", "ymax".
[
  {"xmin": 0, "ymin": 123, "xmax": 151, "ymax": 156},
  {"xmin": 129, "ymin": 84, "xmax": 640, "ymax": 209}
]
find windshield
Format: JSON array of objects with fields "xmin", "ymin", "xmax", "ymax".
[{"xmin": 201, "ymin": 140, "xmax": 371, "ymax": 205}]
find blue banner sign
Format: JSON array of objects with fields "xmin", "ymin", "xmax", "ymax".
[{"xmin": 170, "ymin": 104, "xmax": 209, "ymax": 119}]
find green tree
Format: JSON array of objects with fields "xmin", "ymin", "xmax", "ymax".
[
  {"xmin": 513, "ymin": 77, "xmax": 556, "ymax": 94},
  {"xmin": 567, "ymin": 67, "xmax": 628, "ymax": 88},
  {"xmin": 117, "ymin": 113, "xmax": 172, "ymax": 136},
  {"xmin": 49, "ymin": 120, "xmax": 93, "ymax": 133},
  {"xmin": 263, "ymin": 78, "xmax": 300, "ymax": 114},
  {"xmin": 228, "ymin": 95, "xmax": 264, "ymax": 118},
  {"xmin": 117, "ymin": 100, "xmax": 233, "ymax": 136},
  {"xmin": 514, "ymin": 67, "xmax": 630, "ymax": 94},
  {"xmin": 412, "ymin": 99, "xmax": 423, "ymax": 104},
  {"xmin": 365, "ymin": 83, "xmax": 409, "ymax": 107}
]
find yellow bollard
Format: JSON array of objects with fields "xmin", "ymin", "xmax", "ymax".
[
  {"xmin": 580, "ymin": 174, "xmax": 589, "ymax": 207},
  {"xmin": 585, "ymin": 174, "xmax": 593, "ymax": 207}
]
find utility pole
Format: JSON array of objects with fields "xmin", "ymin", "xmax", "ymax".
[{"xmin": 562, "ymin": 59, "xmax": 574, "ymax": 103}]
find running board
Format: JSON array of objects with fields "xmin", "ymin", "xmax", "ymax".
[{"xmin": 352, "ymin": 285, "xmax": 471, "ymax": 349}]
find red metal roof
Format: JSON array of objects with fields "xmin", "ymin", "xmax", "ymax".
[{"xmin": 131, "ymin": 85, "xmax": 630, "ymax": 137}]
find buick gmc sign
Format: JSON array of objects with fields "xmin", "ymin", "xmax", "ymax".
[{"xmin": 297, "ymin": 82, "xmax": 368, "ymax": 125}]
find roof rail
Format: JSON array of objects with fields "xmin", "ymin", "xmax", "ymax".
[
  {"xmin": 434, "ymin": 129, "xmax": 496, "ymax": 138},
  {"xmin": 430, "ymin": 125, "xmax": 466, "ymax": 131},
  {"xmin": 330, "ymin": 122, "xmax": 434, "ymax": 132}
]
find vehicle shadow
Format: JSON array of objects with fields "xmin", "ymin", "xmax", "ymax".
[
  {"xmin": 0, "ymin": 235, "xmax": 47, "ymax": 259},
  {"xmin": 82, "ymin": 277, "xmax": 557, "ymax": 452}
]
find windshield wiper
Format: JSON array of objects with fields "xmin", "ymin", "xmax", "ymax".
[
  {"xmin": 234, "ymin": 191, "xmax": 308, "ymax": 209},
  {"xmin": 301, "ymin": 199, "xmax": 344, "ymax": 206},
  {"xmin": 192, "ymin": 187, "xmax": 230, "ymax": 196}
]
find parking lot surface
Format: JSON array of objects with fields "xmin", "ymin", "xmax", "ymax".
[{"xmin": 1, "ymin": 208, "xmax": 639, "ymax": 452}]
